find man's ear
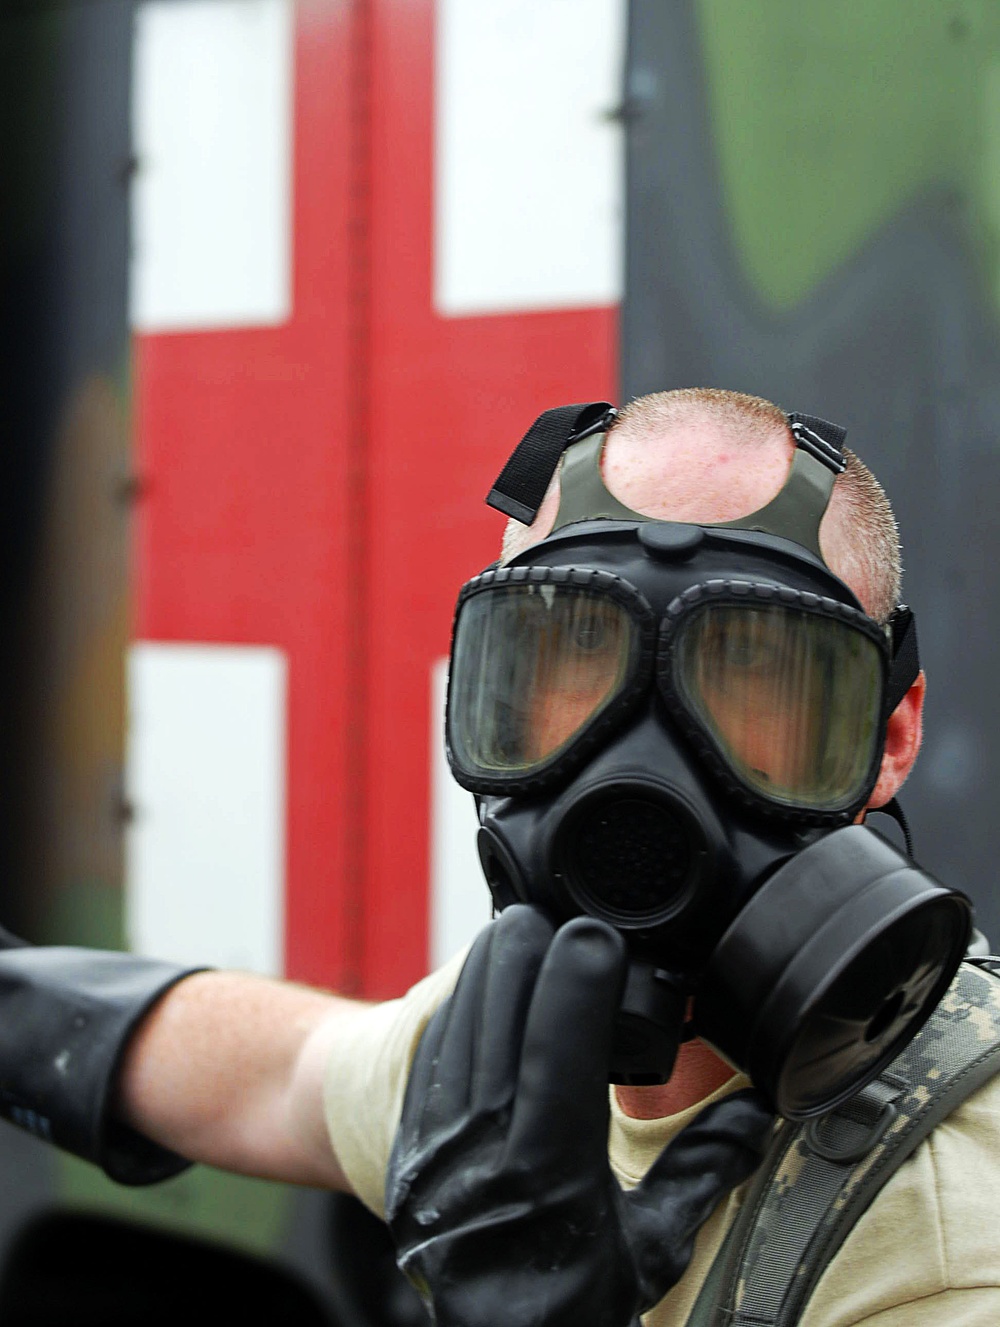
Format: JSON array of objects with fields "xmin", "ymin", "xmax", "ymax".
[{"xmin": 864, "ymin": 670, "xmax": 926, "ymax": 810}]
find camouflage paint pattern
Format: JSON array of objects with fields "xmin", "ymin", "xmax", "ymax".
[{"xmin": 624, "ymin": 2, "xmax": 1000, "ymax": 942}]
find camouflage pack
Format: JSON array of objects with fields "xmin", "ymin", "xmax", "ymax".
[{"xmin": 686, "ymin": 959, "xmax": 1000, "ymax": 1326}]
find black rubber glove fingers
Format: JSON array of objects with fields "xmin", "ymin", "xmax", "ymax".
[{"xmin": 386, "ymin": 905, "xmax": 774, "ymax": 1327}]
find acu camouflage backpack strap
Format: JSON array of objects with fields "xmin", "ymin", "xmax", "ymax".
[{"xmin": 686, "ymin": 959, "xmax": 1000, "ymax": 1327}]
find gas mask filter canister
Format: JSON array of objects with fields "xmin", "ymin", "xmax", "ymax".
[{"xmin": 445, "ymin": 405, "xmax": 972, "ymax": 1120}]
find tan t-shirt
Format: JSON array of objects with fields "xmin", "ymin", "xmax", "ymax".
[{"xmin": 323, "ymin": 950, "xmax": 1000, "ymax": 1326}]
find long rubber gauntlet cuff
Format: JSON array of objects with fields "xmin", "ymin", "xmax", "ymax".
[{"xmin": 0, "ymin": 942, "xmax": 204, "ymax": 1185}]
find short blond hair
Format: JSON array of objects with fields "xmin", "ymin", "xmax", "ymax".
[{"xmin": 502, "ymin": 388, "xmax": 902, "ymax": 624}]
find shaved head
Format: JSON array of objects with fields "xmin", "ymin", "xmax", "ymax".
[{"xmin": 502, "ymin": 389, "xmax": 901, "ymax": 624}]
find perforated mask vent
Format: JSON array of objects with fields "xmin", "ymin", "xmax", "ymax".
[{"xmin": 558, "ymin": 794, "xmax": 701, "ymax": 927}]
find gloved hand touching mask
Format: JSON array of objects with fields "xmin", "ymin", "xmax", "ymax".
[{"xmin": 385, "ymin": 905, "xmax": 773, "ymax": 1327}]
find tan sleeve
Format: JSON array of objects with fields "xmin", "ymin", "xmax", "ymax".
[{"xmin": 322, "ymin": 948, "xmax": 468, "ymax": 1216}]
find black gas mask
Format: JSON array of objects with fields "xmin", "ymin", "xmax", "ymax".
[{"xmin": 445, "ymin": 404, "xmax": 972, "ymax": 1120}]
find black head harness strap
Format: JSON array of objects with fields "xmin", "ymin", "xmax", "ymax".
[
  {"xmin": 886, "ymin": 605, "xmax": 919, "ymax": 712},
  {"xmin": 485, "ymin": 404, "xmax": 847, "ymax": 544},
  {"xmin": 485, "ymin": 402, "xmax": 617, "ymax": 524}
]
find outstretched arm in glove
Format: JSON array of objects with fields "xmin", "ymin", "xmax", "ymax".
[{"xmin": 0, "ymin": 923, "xmax": 361, "ymax": 1189}]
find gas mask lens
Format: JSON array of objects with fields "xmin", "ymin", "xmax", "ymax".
[
  {"xmin": 448, "ymin": 577, "xmax": 645, "ymax": 783},
  {"xmin": 670, "ymin": 602, "xmax": 884, "ymax": 811}
]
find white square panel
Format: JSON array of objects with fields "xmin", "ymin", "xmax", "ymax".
[
  {"xmin": 125, "ymin": 642, "xmax": 287, "ymax": 974},
  {"xmin": 130, "ymin": 0, "xmax": 294, "ymax": 331},
  {"xmin": 435, "ymin": 0, "xmax": 626, "ymax": 315}
]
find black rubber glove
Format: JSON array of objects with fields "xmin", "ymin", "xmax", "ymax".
[
  {"xmin": 0, "ymin": 923, "xmax": 202, "ymax": 1184},
  {"xmin": 385, "ymin": 905, "xmax": 773, "ymax": 1327}
]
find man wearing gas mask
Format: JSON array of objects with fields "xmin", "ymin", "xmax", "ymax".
[
  {"xmin": 339, "ymin": 389, "xmax": 997, "ymax": 1325},
  {"xmin": 0, "ymin": 389, "xmax": 996, "ymax": 1325}
]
